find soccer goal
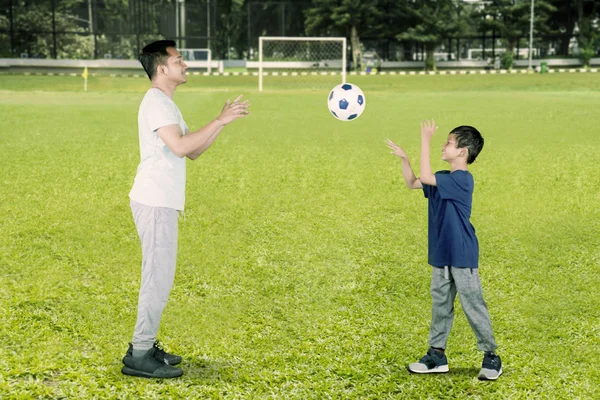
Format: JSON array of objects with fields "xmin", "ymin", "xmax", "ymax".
[
  {"xmin": 258, "ymin": 37, "xmax": 347, "ymax": 91},
  {"xmin": 179, "ymin": 48, "xmax": 212, "ymax": 73}
]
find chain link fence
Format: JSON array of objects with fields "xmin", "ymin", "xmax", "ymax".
[
  {"xmin": 0, "ymin": 0, "xmax": 215, "ymax": 59},
  {"xmin": 1, "ymin": 0, "xmax": 595, "ymax": 67},
  {"xmin": 258, "ymin": 37, "xmax": 346, "ymax": 90}
]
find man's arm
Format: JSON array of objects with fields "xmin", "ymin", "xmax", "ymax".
[
  {"xmin": 156, "ymin": 119, "xmax": 225, "ymax": 159},
  {"xmin": 157, "ymin": 95, "xmax": 249, "ymax": 159},
  {"xmin": 185, "ymin": 124, "xmax": 225, "ymax": 160},
  {"xmin": 419, "ymin": 119, "xmax": 438, "ymax": 186},
  {"xmin": 386, "ymin": 139, "xmax": 422, "ymax": 189}
]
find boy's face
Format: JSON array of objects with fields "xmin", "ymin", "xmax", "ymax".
[{"xmin": 441, "ymin": 134, "xmax": 466, "ymax": 162}]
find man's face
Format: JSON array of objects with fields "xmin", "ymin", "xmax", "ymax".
[{"xmin": 160, "ymin": 47, "xmax": 187, "ymax": 84}]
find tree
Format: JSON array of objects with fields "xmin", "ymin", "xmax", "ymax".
[
  {"xmin": 305, "ymin": 0, "xmax": 383, "ymax": 70},
  {"xmin": 376, "ymin": 0, "xmax": 413, "ymax": 61},
  {"xmin": 11, "ymin": 1, "xmax": 94, "ymax": 59},
  {"xmin": 0, "ymin": 12, "xmax": 10, "ymax": 57},
  {"xmin": 243, "ymin": 0, "xmax": 310, "ymax": 59},
  {"xmin": 477, "ymin": 0, "xmax": 555, "ymax": 61},
  {"xmin": 573, "ymin": 0, "xmax": 599, "ymax": 66},
  {"xmin": 397, "ymin": 0, "xmax": 469, "ymax": 70},
  {"xmin": 547, "ymin": 0, "xmax": 577, "ymax": 55},
  {"xmin": 213, "ymin": 0, "xmax": 246, "ymax": 59}
]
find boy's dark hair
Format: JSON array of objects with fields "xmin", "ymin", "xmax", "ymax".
[
  {"xmin": 139, "ymin": 40, "xmax": 176, "ymax": 80},
  {"xmin": 450, "ymin": 125, "xmax": 484, "ymax": 164}
]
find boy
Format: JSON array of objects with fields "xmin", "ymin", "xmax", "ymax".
[
  {"xmin": 122, "ymin": 40, "xmax": 249, "ymax": 379},
  {"xmin": 386, "ymin": 120, "xmax": 502, "ymax": 381}
]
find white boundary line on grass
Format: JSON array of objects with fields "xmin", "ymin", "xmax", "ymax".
[{"xmin": 12, "ymin": 68, "xmax": 600, "ymax": 78}]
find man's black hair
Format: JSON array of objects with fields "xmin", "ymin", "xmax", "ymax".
[
  {"xmin": 139, "ymin": 40, "xmax": 176, "ymax": 80},
  {"xmin": 450, "ymin": 126, "xmax": 484, "ymax": 164}
]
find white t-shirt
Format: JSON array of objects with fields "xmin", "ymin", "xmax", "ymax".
[{"xmin": 129, "ymin": 88, "xmax": 189, "ymax": 210}]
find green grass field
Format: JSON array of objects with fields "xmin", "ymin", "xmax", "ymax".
[{"xmin": 1, "ymin": 72, "xmax": 599, "ymax": 399}]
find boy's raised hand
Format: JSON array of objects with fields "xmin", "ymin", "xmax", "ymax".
[
  {"xmin": 386, "ymin": 139, "xmax": 409, "ymax": 160},
  {"xmin": 420, "ymin": 119, "xmax": 438, "ymax": 141}
]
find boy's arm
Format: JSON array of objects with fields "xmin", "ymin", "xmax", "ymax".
[
  {"xmin": 386, "ymin": 139, "xmax": 423, "ymax": 189},
  {"xmin": 419, "ymin": 120, "xmax": 438, "ymax": 186},
  {"xmin": 400, "ymin": 158, "xmax": 423, "ymax": 189}
]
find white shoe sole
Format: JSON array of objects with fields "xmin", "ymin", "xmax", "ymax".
[
  {"xmin": 478, "ymin": 367, "xmax": 503, "ymax": 380},
  {"xmin": 408, "ymin": 364, "xmax": 449, "ymax": 374}
]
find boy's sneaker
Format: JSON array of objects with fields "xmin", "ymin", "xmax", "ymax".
[
  {"xmin": 121, "ymin": 347, "xmax": 183, "ymax": 378},
  {"xmin": 408, "ymin": 348, "xmax": 449, "ymax": 374},
  {"xmin": 123, "ymin": 341, "xmax": 183, "ymax": 365},
  {"xmin": 478, "ymin": 351, "xmax": 502, "ymax": 380}
]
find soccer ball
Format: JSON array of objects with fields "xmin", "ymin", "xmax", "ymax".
[{"xmin": 327, "ymin": 83, "xmax": 366, "ymax": 121}]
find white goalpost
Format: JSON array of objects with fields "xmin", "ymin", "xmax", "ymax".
[{"xmin": 258, "ymin": 37, "xmax": 347, "ymax": 91}]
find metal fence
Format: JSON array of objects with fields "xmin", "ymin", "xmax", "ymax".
[
  {"xmin": 361, "ymin": 34, "xmax": 586, "ymax": 63},
  {"xmin": 0, "ymin": 0, "xmax": 215, "ymax": 60},
  {"xmin": 0, "ymin": 0, "xmax": 314, "ymax": 60},
  {"xmin": 0, "ymin": 0, "xmax": 594, "ymax": 63}
]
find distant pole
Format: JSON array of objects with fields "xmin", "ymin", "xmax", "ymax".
[
  {"xmin": 207, "ymin": 0, "xmax": 211, "ymax": 51},
  {"xmin": 482, "ymin": 31, "xmax": 486, "ymax": 61},
  {"xmin": 9, "ymin": 0, "xmax": 14, "ymax": 56},
  {"xmin": 180, "ymin": 0, "xmax": 186, "ymax": 49},
  {"xmin": 281, "ymin": 2, "xmax": 285, "ymax": 36},
  {"xmin": 247, "ymin": 2, "xmax": 251, "ymax": 58},
  {"xmin": 528, "ymin": 0, "xmax": 534, "ymax": 70},
  {"xmin": 93, "ymin": 0, "xmax": 98, "ymax": 58},
  {"xmin": 457, "ymin": 38, "xmax": 460, "ymax": 61},
  {"xmin": 88, "ymin": 0, "xmax": 93, "ymax": 34},
  {"xmin": 51, "ymin": 0, "xmax": 57, "ymax": 59},
  {"xmin": 135, "ymin": 0, "xmax": 140, "ymax": 55},
  {"xmin": 88, "ymin": 0, "xmax": 94, "ymax": 58},
  {"xmin": 258, "ymin": 37, "xmax": 263, "ymax": 92},
  {"xmin": 342, "ymin": 37, "xmax": 347, "ymax": 84},
  {"xmin": 175, "ymin": 0, "xmax": 180, "ymax": 47}
]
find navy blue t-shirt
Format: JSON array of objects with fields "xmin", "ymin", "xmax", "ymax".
[{"xmin": 422, "ymin": 170, "xmax": 479, "ymax": 268}]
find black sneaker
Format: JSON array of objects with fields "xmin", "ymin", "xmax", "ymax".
[
  {"xmin": 478, "ymin": 351, "xmax": 502, "ymax": 380},
  {"xmin": 123, "ymin": 341, "xmax": 182, "ymax": 366},
  {"xmin": 408, "ymin": 348, "xmax": 449, "ymax": 374},
  {"xmin": 121, "ymin": 347, "xmax": 183, "ymax": 378},
  {"xmin": 153, "ymin": 341, "xmax": 183, "ymax": 365}
]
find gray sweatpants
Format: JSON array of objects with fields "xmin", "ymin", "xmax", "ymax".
[
  {"xmin": 130, "ymin": 200, "xmax": 179, "ymax": 351},
  {"xmin": 428, "ymin": 266, "xmax": 497, "ymax": 352}
]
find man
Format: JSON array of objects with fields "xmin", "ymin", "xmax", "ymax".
[{"xmin": 122, "ymin": 40, "xmax": 249, "ymax": 379}]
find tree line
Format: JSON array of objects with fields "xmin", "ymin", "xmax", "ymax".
[{"xmin": 2, "ymin": 0, "xmax": 599, "ymax": 68}]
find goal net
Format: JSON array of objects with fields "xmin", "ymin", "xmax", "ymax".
[
  {"xmin": 179, "ymin": 48, "xmax": 213, "ymax": 73},
  {"xmin": 258, "ymin": 37, "xmax": 347, "ymax": 91}
]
